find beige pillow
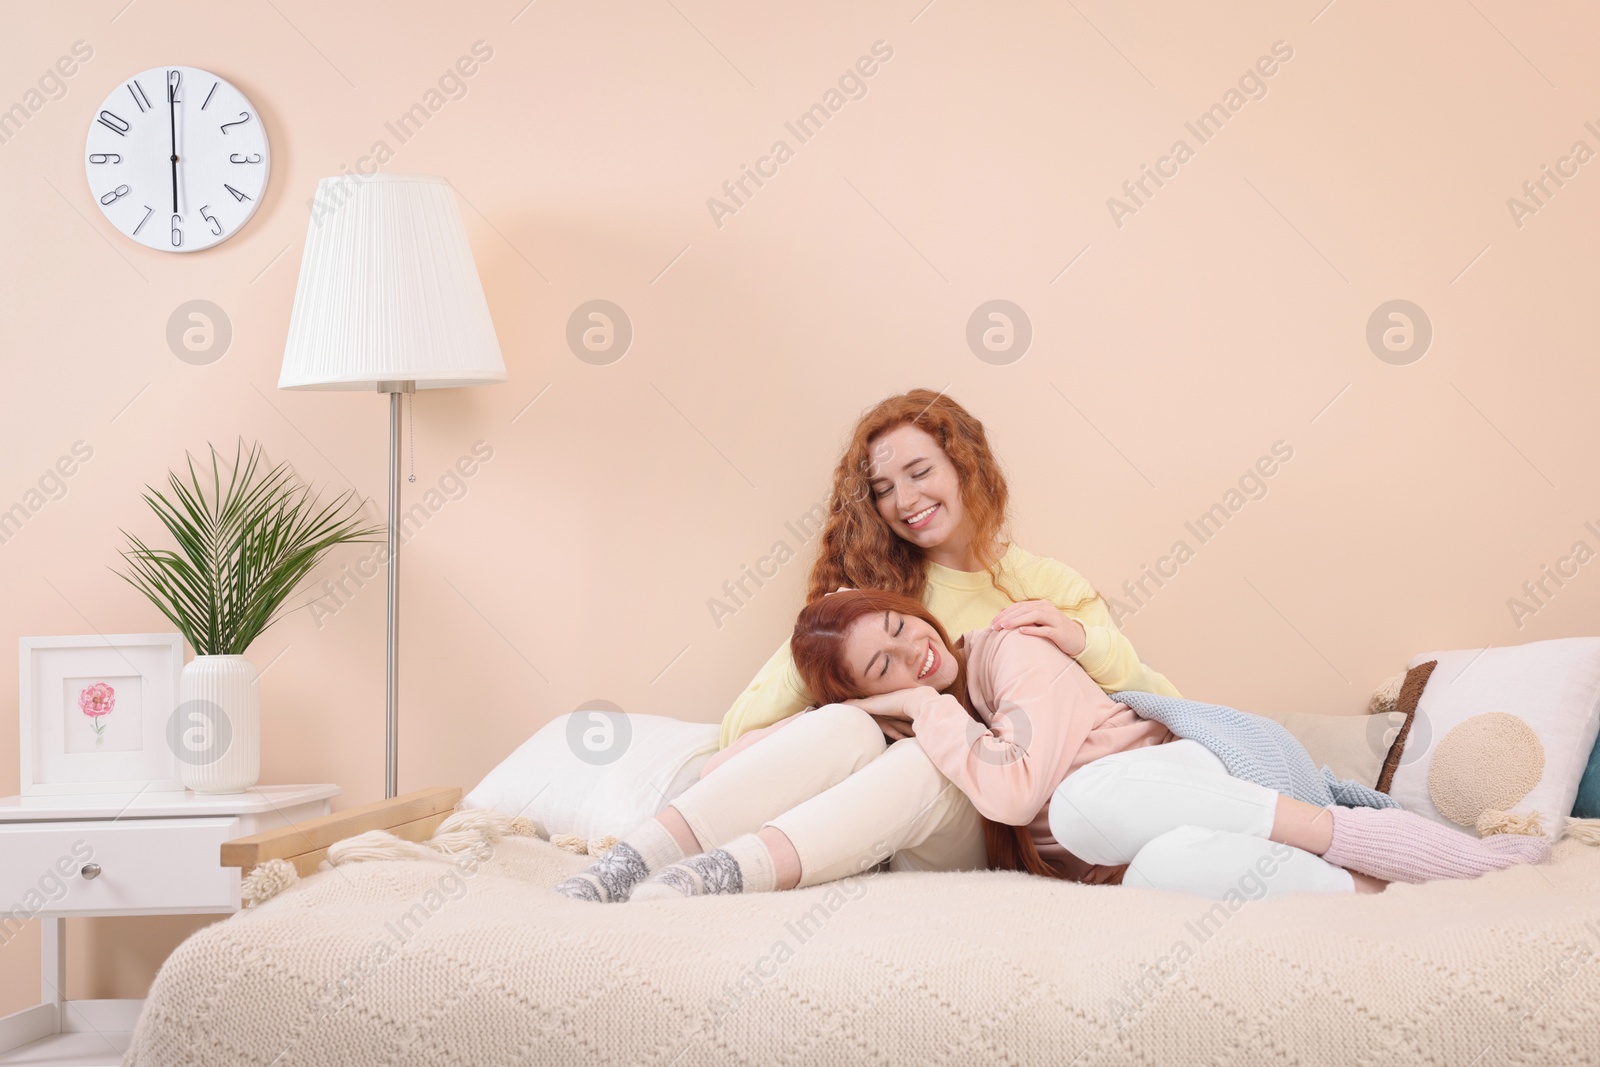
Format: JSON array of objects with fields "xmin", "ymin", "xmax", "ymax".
[{"xmin": 1259, "ymin": 707, "xmax": 1406, "ymax": 788}]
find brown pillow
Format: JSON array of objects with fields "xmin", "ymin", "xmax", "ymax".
[{"xmin": 1374, "ymin": 659, "xmax": 1438, "ymax": 793}]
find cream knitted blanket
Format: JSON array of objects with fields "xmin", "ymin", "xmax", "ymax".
[{"xmin": 128, "ymin": 835, "xmax": 1600, "ymax": 1066}]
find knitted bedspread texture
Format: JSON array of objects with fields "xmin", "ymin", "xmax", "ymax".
[{"xmin": 127, "ymin": 834, "xmax": 1600, "ymax": 1066}]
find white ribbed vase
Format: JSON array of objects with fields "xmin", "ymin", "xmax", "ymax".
[{"xmin": 177, "ymin": 655, "xmax": 260, "ymax": 793}]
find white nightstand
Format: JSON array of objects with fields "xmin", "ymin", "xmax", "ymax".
[{"xmin": 0, "ymin": 784, "xmax": 338, "ymax": 1066}]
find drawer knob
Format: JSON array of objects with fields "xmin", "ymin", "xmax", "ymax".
[{"xmin": 80, "ymin": 863, "xmax": 101, "ymax": 880}]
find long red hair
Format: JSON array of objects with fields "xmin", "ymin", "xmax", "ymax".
[
  {"xmin": 805, "ymin": 390, "xmax": 1015, "ymax": 604},
  {"xmin": 791, "ymin": 588, "xmax": 1062, "ymax": 880}
]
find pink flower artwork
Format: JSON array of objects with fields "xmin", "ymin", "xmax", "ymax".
[{"xmin": 78, "ymin": 682, "xmax": 116, "ymax": 745}]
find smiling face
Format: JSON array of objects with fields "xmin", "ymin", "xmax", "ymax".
[
  {"xmin": 841, "ymin": 605, "xmax": 960, "ymax": 696},
  {"xmin": 868, "ymin": 423, "xmax": 971, "ymax": 557}
]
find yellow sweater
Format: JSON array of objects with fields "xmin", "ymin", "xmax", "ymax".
[{"xmin": 717, "ymin": 544, "xmax": 1181, "ymax": 748}]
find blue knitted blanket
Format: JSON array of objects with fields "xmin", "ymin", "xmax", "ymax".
[{"xmin": 1109, "ymin": 691, "xmax": 1399, "ymax": 810}]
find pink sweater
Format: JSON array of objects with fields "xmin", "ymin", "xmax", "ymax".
[{"xmin": 910, "ymin": 627, "xmax": 1174, "ymax": 884}]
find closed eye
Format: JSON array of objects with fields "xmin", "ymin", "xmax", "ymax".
[{"xmin": 881, "ymin": 616, "xmax": 904, "ymax": 677}]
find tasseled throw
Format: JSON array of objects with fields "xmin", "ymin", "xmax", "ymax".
[
  {"xmin": 548, "ymin": 830, "xmax": 617, "ymax": 855},
  {"xmin": 239, "ymin": 809, "xmax": 608, "ymax": 908},
  {"xmin": 550, "ymin": 833, "xmax": 588, "ymax": 854},
  {"xmin": 241, "ymin": 858, "xmax": 298, "ymax": 908}
]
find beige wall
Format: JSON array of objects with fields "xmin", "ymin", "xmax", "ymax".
[{"xmin": 3, "ymin": 0, "xmax": 1597, "ymax": 1010}]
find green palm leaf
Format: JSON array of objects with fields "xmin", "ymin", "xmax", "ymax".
[{"xmin": 115, "ymin": 440, "xmax": 386, "ymax": 656}]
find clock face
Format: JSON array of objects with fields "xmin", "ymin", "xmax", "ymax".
[{"xmin": 84, "ymin": 66, "xmax": 270, "ymax": 253}]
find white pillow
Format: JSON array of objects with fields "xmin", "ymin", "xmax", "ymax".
[
  {"xmin": 461, "ymin": 709, "xmax": 719, "ymax": 842},
  {"xmin": 1389, "ymin": 637, "xmax": 1600, "ymax": 839}
]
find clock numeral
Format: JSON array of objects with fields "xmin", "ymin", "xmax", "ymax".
[
  {"xmin": 166, "ymin": 69, "xmax": 182, "ymax": 104},
  {"xmin": 128, "ymin": 80, "xmax": 152, "ymax": 112},
  {"xmin": 96, "ymin": 110, "xmax": 131, "ymax": 136},
  {"xmin": 89, "ymin": 153, "xmax": 122, "ymax": 164},
  {"xmin": 219, "ymin": 111, "xmax": 251, "ymax": 135},
  {"xmin": 200, "ymin": 205, "xmax": 223, "ymax": 236},
  {"xmin": 133, "ymin": 205, "xmax": 154, "ymax": 236},
  {"xmin": 224, "ymin": 184, "xmax": 252, "ymax": 203},
  {"xmin": 201, "ymin": 81, "xmax": 218, "ymax": 110},
  {"xmin": 99, "ymin": 184, "xmax": 131, "ymax": 206},
  {"xmin": 229, "ymin": 153, "xmax": 263, "ymax": 164},
  {"xmin": 171, "ymin": 214, "xmax": 183, "ymax": 248}
]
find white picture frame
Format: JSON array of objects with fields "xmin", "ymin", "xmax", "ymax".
[{"xmin": 19, "ymin": 633, "xmax": 186, "ymax": 795}]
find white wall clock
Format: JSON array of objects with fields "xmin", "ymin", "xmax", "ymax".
[{"xmin": 84, "ymin": 66, "xmax": 270, "ymax": 253}]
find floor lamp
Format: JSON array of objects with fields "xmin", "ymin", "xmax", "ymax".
[{"xmin": 278, "ymin": 174, "xmax": 506, "ymax": 799}]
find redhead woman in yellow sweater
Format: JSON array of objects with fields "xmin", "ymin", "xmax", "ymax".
[
  {"xmin": 719, "ymin": 388, "xmax": 1180, "ymax": 749},
  {"xmin": 556, "ymin": 389, "xmax": 1181, "ymax": 903}
]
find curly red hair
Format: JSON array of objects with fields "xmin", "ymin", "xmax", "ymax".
[
  {"xmin": 791, "ymin": 588, "xmax": 1061, "ymax": 881},
  {"xmin": 805, "ymin": 390, "xmax": 1015, "ymax": 604}
]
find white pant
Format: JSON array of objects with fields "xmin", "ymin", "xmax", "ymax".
[
  {"xmin": 1048, "ymin": 740, "xmax": 1355, "ymax": 898},
  {"xmin": 678, "ymin": 704, "xmax": 987, "ymax": 888}
]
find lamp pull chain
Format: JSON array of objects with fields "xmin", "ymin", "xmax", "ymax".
[{"xmin": 407, "ymin": 391, "xmax": 416, "ymax": 483}]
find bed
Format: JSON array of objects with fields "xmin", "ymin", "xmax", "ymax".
[{"xmin": 125, "ymin": 788, "xmax": 1600, "ymax": 1066}]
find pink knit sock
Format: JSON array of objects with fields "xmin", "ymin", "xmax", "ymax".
[{"xmin": 1320, "ymin": 805, "xmax": 1552, "ymax": 884}]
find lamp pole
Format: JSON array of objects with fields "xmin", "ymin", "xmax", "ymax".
[{"xmin": 379, "ymin": 380, "xmax": 414, "ymax": 799}]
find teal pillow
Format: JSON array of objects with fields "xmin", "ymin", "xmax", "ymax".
[{"xmin": 1574, "ymin": 742, "xmax": 1600, "ymax": 818}]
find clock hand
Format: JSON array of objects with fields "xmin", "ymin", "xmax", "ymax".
[{"xmin": 168, "ymin": 71, "xmax": 178, "ymax": 214}]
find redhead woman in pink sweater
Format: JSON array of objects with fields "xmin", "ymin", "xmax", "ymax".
[
  {"xmin": 562, "ymin": 589, "xmax": 1549, "ymax": 903},
  {"xmin": 763, "ymin": 588, "xmax": 1552, "ymax": 898}
]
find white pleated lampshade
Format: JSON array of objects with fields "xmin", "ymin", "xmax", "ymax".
[{"xmin": 279, "ymin": 174, "xmax": 506, "ymax": 390}]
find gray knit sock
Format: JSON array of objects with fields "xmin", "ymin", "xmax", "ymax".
[
  {"xmin": 630, "ymin": 834, "xmax": 777, "ymax": 901},
  {"xmin": 552, "ymin": 817, "xmax": 686, "ymax": 903}
]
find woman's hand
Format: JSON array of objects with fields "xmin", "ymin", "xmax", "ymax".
[
  {"xmin": 990, "ymin": 599, "xmax": 1087, "ymax": 657},
  {"xmin": 848, "ymin": 686, "xmax": 933, "ymax": 740},
  {"xmin": 848, "ymin": 688, "xmax": 925, "ymax": 719},
  {"xmin": 871, "ymin": 714, "xmax": 914, "ymax": 742}
]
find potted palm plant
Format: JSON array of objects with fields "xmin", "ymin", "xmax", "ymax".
[{"xmin": 116, "ymin": 440, "xmax": 384, "ymax": 792}]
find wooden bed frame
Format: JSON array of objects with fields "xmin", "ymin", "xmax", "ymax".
[{"xmin": 220, "ymin": 786, "xmax": 462, "ymax": 879}]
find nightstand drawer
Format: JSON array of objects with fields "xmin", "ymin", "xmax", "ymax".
[{"xmin": 0, "ymin": 817, "xmax": 241, "ymax": 917}]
